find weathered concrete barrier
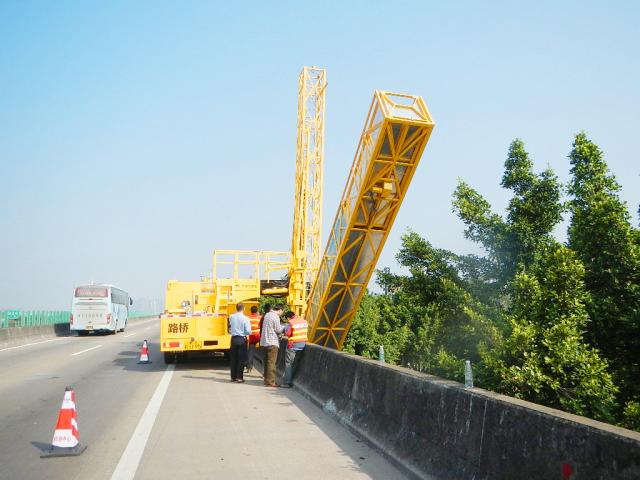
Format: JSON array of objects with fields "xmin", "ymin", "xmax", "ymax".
[
  {"xmin": 289, "ymin": 344, "xmax": 640, "ymax": 480},
  {"xmin": 0, "ymin": 316, "xmax": 158, "ymax": 350},
  {"xmin": 0, "ymin": 323, "xmax": 71, "ymax": 349}
]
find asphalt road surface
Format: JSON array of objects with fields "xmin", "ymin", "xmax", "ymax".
[{"xmin": 0, "ymin": 318, "xmax": 407, "ymax": 480}]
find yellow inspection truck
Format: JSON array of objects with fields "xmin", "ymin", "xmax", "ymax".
[
  {"xmin": 161, "ymin": 278, "xmax": 236, "ymax": 363},
  {"xmin": 160, "ymin": 251, "xmax": 288, "ymax": 363}
]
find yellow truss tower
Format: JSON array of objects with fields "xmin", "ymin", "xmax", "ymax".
[
  {"xmin": 307, "ymin": 91, "xmax": 435, "ymax": 349},
  {"xmin": 288, "ymin": 67, "xmax": 327, "ymax": 316}
]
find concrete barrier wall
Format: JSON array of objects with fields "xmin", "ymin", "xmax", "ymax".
[
  {"xmin": 290, "ymin": 344, "xmax": 640, "ymax": 480},
  {"xmin": 0, "ymin": 316, "xmax": 158, "ymax": 350}
]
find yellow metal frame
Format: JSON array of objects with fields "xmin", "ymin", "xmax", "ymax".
[
  {"xmin": 212, "ymin": 249, "xmax": 290, "ymax": 283},
  {"xmin": 288, "ymin": 67, "xmax": 327, "ymax": 315},
  {"xmin": 306, "ymin": 91, "xmax": 435, "ymax": 349},
  {"xmin": 211, "ymin": 249, "xmax": 290, "ymax": 312}
]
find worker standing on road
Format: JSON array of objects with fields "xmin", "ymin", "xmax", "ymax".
[
  {"xmin": 259, "ymin": 303, "xmax": 272, "ymax": 340},
  {"xmin": 260, "ymin": 303, "xmax": 284, "ymax": 387},
  {"xmin": 281, "ymin": 311, "xmax": 308, "ymax": 388},
  {"xmin": 228, "ymin": 303, "xmax": 251, "ymax": 383},
  {"xmin": 246, "ymin": 305, "xmax": 261, "ymax": 373}
]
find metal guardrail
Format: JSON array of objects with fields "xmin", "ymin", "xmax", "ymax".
[
  {"xmin": 0, "ymin": 310, "xmax": 159, "ymax": 328},
  {"xmin": 0, "ymin": 310, "xmax": 70, "ymax": 328}
]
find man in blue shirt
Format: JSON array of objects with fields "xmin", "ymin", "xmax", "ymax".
[{"xmin": 228, "ymin": 303, "xmax": 251, "ymax": 383}]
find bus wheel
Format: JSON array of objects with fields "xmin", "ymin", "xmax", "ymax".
[{"xmin": 163, "ymin": 352, "xmax": 175, "ymax": 364}]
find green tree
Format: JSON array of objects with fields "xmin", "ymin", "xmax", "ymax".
[
  {"xmin": 370, "ymin": 231, "xmax": 501, "ymax": 380},
  {"xmin": 567, "ymin": 132, "xmax": 640, "ymax": 417},
  {"xmin": 483, "ymin": 243, "xmax": 617, "ymax": 421},
  {"xmin": 453, "ymin": 139, "xmax": 563, "ymax": 286},
  {"xmin": 343, "ymin": 293, "xmax": 382, "ymax": 358}
]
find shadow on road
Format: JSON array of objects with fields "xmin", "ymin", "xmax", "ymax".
[
  {"xmin": 110, "ymin": 341, "xmax": 166, "ymax": 373},
  {"xmin": 111, "ymin": 343, "xmax": 237, "ymax": 374},
  {"xmin": 260, "ymin": 386, "xmax": 407, "ymax": 479},
  {"xmin": 30, "ymin": 441, "xmax": 51, "ymax": 454}
]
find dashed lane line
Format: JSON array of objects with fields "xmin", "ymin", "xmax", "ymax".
[
  {"xmin": 71, "ymin": 345, "xmax": 103, "ymax": 356},
  {"xmin": 123, "ymin": 332, "xmax": 136, "ymax": 338},
  {"xmin": 110, "ymin": 365, "xmax": 175, "ymax": 480},
  {"xmin": 0, "ymin": 337, "xmax": 67, "ymax": 353},
  {"xmin": 0, "ymin": 318, "xmax": 158, "ymax": 354}
]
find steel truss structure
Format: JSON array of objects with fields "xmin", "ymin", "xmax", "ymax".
[
  {"xmin": 307, "ymin": 91, "xmax": 435, "ymax": 349},
  {"xmin": 288, "ymin": 67, "xmax": 327, "ymax": 316}
]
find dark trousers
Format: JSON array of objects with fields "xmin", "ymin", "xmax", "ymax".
[
  {"xmin": 246, "ymin": 343, "xmax": 257, "ymax": 372},
  {"xmin": 230, "ymin": 336, "xmax": 247, "ymax": 381},
  {"xmin": 263, "ymin": 346, "xmax": 279, "ymax": 385},
  {"xmin": 284, "ymin": 347, "xmax": 304, "ymax": 385}
]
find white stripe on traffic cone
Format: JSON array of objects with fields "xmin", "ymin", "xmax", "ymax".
[
  {"xmin": 138, "ymin": 339, "xmax": 152, "ymax": 364},
  {"xmin": 41, "ymin": 387, "xmax": 87, "ymax": 457}
]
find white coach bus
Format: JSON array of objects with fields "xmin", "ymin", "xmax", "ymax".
[{"xmin": 70, "ymin": 284, "xmax": 132, "ymax": 335}]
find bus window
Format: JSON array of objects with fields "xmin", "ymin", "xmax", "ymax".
[{"xmin": 75, "ymin": 286, "xmax": 108, "ymax": 297}]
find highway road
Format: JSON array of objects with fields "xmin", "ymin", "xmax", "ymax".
[{"xmin": 0, "ymin": 318, "xmax": 407, "ymax": 480}]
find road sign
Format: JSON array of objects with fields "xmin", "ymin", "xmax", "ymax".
[{"xmin": 5, "ymin": 310, "xmax": 20, "ymax": 320}]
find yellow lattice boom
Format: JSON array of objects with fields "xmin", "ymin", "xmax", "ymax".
[
  {"xmin": 288, "ymin": 67, "xmax": 327, "ymax": 316},
  {"xmin": 307, "ymin": 91, "xmax": 435, "ymax": 349}
]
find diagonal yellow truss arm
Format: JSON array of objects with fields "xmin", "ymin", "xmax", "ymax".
[{"xmin": 306, "ymin": 91, "xmax": 435, "ymax": 349}]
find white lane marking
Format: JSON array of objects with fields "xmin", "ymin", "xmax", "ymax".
[
  {"xmin": 110, "ymin": 365, "xmax": 175, "ymax": 480},
  {"xmin": 0, "ymin": 337, "xmax": 67, "ymax": 353},
  {"xmin": 0, "ymin": 318, "xmax": 158, "ymax": 354},
  {"xmin": 123, "ymin": 332, "xmax": 136, "ymax": 338},
  {"xmin": 71, "ymin": 345, "xmax": 103, "ymax": 356}
]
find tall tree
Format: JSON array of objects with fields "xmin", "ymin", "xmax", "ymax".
[
  {"xmin": 453, "ymin": 139, "xmax": 563, "ymax": 286},
  {"xmin": 567, "ymin": 132, "xmax": 640, "ymax": 422},
  {"xmin": 483, "ymin": 243, "xmax": 617, "ymax": 421}
]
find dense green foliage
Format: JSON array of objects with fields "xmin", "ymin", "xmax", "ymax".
[
  {"xmin": 344, "ymin": 134, "xmax": 638, "ymax": 429},
  {"xmin": 567, "ymin": 133, "xmax": 640, "ymax": 421}
]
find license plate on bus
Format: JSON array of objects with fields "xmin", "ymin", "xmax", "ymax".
[
  {"xmin": 185, "ymin": 341, "xmax": 202, "ymax": 350},
  {"xmin": 86, "ymin": 325, "xmax": 93, "ymax": 330}
]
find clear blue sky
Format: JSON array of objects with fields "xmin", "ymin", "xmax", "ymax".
[{"xmin": 1, "ymin": 1, "xmax": 638, "ymax": 310}]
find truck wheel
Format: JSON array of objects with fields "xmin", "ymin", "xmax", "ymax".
[{"xmin": 163, "ymin": 352, "xmax": 175, "ymax": 364}]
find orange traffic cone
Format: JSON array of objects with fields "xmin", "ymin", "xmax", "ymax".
[
  {"xmin": 138, "ymin": 339, "xmax": 152, "ymax": 364},
  {"xmin": 41, "ymin": 386, "xmax": 87, "ymax": 457}
]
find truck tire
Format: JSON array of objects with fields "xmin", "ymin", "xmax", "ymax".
[{"xmin": 163, "ymin": 352, "xmax": 175, "ymax": 364}]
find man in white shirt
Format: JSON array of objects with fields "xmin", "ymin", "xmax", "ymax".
[
  {"xmin": 260, "ymin": 304, "xmax": 284, "ymax": 386},
  {"xmin": 228, "ymin": 303, "xmax": 251, "ymax": 383}
]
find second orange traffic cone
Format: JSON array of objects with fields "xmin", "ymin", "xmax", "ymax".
[
  {"xmin": 138, "ymin": 339, "xmax": 152, "ymax": 364},
  {"xmin": 41, "ymin": 386, "xmax": 87, "ymax": 458}
]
